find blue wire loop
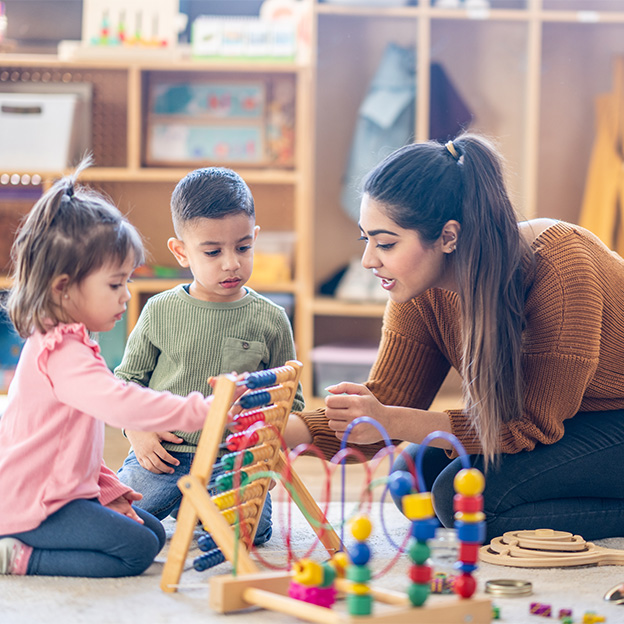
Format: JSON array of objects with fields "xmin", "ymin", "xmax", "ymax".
[{"xmin": 416, "ymin": 431, "xmax": 470, "ymax": 493}]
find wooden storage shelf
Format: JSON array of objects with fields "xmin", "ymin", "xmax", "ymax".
[
  {"xmin": 0, "ymin": 49, "xmax": 315, "ymax": 396},
  {"xmin": 307, "ymin": 0, "xmax": 624, "ymax": 404},
  {"xmin": 312, "ymin": 297, "xmax": 386, "ymax": 319}
]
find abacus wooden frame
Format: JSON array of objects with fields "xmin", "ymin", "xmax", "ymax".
[{"xmin": 160, "ymin": 360, "xmax": 342, "ymax": 592}]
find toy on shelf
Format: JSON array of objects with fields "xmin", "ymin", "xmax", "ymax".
[
  {"xmin": 83, "ymin": 0, "xmax": 179, "ymax": 48},
  {"xmin": 163, "ymin": 372, "xmax": 492, "ymax": 623},
  {"xmin": 481, "ymin": 528, "xmax": 624, "ymax": 567},
  {"xmin": 59, "ymin": 0, "xmax": 182, "ymax": 61}
]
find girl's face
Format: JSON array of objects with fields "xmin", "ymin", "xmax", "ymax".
[
  {"xmin": 62, "ymin": 257, "xmax": 134, "ymax": 333},
  {"xmin": 359, "ymin": 194, "xmax": 457, "ymax": 303}
]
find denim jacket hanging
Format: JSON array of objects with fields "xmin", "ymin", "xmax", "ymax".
[{"xmin": 341, "ymin": 42, "xmax": 416, "ymax": 222}]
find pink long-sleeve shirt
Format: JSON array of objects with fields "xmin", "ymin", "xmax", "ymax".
[{"xmin": 0, "ymin": 323, "xmax": 214, "ymax": 535}]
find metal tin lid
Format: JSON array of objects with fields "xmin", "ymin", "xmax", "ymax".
[{"xmin": 485, "ymin": 579, "xmax": 533, "ymax": 597}]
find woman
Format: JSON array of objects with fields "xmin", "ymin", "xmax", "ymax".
[{"xmin": 286, "ymin": 133, "xmax": 624, "ymax": 541}]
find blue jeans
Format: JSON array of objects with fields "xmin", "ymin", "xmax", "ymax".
[
  {"xmin": 117, "ymin": 450, "xmax": 273, "ymax": 546},
  {"xmin": 391, "ymin": 409, "xmax": 624, "ymax": 542},
  {"xmin": 2, "ymin": 498, "xmax": 165, "ymax": 577}
]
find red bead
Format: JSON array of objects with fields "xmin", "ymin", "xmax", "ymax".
[
  {"xmin": 453, "ymin": 494, "xmax": 484, "ymax": 513},
  {"xmin": 458, "ymin": 542, "xmax": 480, "ymax": 564},
  {"xmin": 409, "ymin": 564, "xmax": 432, "ymax": 584},
  {"xmin": 454, "ymin": 573, "xmax": 477, "ymax": 598}
]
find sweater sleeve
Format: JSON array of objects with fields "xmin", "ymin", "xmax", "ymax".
[
  {"xmin": 114, "ymin": 301, "xmax": 159, "ymax": 387},
  {"xmin": 98, "ymin": 461, "xmax": 133, "ymax": 505},
  {"xmin": 41, "ymin": 327, "xmax": 212, "ymax": 433},
  {"xmin": 448, "ymin": 240, "xmax": 603, "ymax": 454},
  {"xmin": 298, "ymin": 298, "xmax": 452, "ymax": 462}
]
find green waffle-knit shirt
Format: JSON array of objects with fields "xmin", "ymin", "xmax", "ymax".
[{"xmin": 115, "ymin": 285, "xmax": 304, "ymax": 453}]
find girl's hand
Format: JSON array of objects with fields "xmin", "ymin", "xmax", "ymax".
[
  {"xmin": 126, "ymin": 430, "xmax": 183, "ymax": 474},
  {"xmin": 107, "ymin": 492, "xmax": 144, "ymax": 524},
  {"xmin": 325, "ymin": 382, "xmax": 391, "ymax": 444}
]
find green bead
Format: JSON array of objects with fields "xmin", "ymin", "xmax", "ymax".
[
  {"xmin": 346, "ymin": 564, "xmax": 371, "ymax": 583},
  {"xmin": 408, "ymin": 539, "xmax": 430, "ymax": 565},
  {"xmin": 347, "ymin": 593, "xmax": 373, "ymax": 616},
  {"xmin": 320, "ymin": 561, "xmax": 336, "ymax": 588},
  {"xmin": 408, "ymin": 582, "xmax": 430, "ymax": 607}
]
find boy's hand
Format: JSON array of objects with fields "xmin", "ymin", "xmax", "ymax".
[
  {"xmin": 106, "ymin": 491, "xmax": 144, "ymax": 524},
  {"xmin": 125, "ymin": 430, "xmax": 184, "ymax": 474}
]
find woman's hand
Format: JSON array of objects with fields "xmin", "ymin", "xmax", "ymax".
[
  {"xmin": 126, "ymin": 430, "xmax": 183, "ymax": 474},
  {"xmin": 106, "ymin": 491, "xmax": 144, "ymax": 524},
  {"xmin": 325, "ymin": 382, "xmax": 392, "ymax": 444}
]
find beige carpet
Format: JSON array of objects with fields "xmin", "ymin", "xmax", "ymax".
[{"xmin": 1, "ymin": 503, "xmax": 624, "ymax": 624}]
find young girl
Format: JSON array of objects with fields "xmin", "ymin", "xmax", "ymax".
[
  {"xmin": 286, "ymin": 133, "xmax": 624, "ymax": 542},
  {"xmin": 0, "ymin": 161, "xmax": 216, "ymax": 577}
]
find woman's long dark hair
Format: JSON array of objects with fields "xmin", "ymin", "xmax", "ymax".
[{"xmin": 363, "ymin": 133, "xmax": 531, "ymax": 464}]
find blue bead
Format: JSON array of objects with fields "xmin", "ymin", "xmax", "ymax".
[
  {"xmin": 455, "ymin": 520, "xmax": 486, "ymax": 544},
  {"xmin": 411, "ymin": 517, "xmax": 439, "ymax": 541},
  {"xmin": 454, "ymin": 561, "xmax": 478, "ymax": 573},
  {"xmin": 197, "ymin": 533, "xmax": 217, "ymax": 552},
  {"xmin": 245, "ymin": 370, "xmax": 277, "ymax": 389},
  {"xmin": 387, "ymin": 471, "xmax": 414, "ymax": 498},
  {"xmin": 348, "ymin": 542, "xmax": 371, "ymax": 566},
  {"xmin": 239, "ymin": 390, "xmax": 271, "ymax": 409},
  {"xmin": 193, "ymin": 548, "xmax": 225, "ymax": 571}
]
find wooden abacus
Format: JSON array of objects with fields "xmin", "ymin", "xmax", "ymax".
[{"xmin": 160, "ymin": 360, "xmax": 342, "ymax": 592}]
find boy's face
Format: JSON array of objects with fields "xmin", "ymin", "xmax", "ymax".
[{"xmin": 168, "ymin": 213, "xmax": 259, "ymax": 303}]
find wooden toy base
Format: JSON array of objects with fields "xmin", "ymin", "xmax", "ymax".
[{"xmin": 209, "ymin": 571, "xmax": 492, "ymax": 624}]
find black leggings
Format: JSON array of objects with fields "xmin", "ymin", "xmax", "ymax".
[{"xmin": 391, "ymin": 409, "xmax": 624, "ymax": 542}]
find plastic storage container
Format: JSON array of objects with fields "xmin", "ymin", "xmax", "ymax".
[
  {"xmin": 0, "ymin": 92, "xmax": 79, "ymax": 170},
  {"xmin": 310, "ymin": 342, "xmax": 379, "ymax": 397}
]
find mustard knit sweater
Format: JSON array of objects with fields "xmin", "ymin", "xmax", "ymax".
[{"xmin": 300, "ymin": 222, "xmax": 624, "ymax": 460}]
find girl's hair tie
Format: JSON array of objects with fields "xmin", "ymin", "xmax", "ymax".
[{"xmin": 445, "ymin": 140, "xmax": 460, "ymax": 161}]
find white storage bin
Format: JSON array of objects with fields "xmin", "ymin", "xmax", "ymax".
[
  {"xmin": 0, "ymin": 92, "xmax": 79, "ymax": 170},
  {"xmin": 310, "ymin": 342, "xmax": 379, "ymax": 397}
]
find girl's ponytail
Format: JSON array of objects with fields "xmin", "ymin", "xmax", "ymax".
[{"xmin": 5, "ymin": 155, "xmax": 143, "ymax": 338}]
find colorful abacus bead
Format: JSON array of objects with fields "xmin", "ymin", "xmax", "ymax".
[
  {"xmin": 346, "ymin": 516, "xmax": 373, "ymax": 616},
  {"xmin": 289, "ymin": 559, "xmax": 338, "ymax": 607},
  {"xmin": 193, "ymin": 547, "xmax": 225, "ymax": 571},
  {"xmin": 452, "ymin": 468, "xmax": 485, "ymax": 599}
]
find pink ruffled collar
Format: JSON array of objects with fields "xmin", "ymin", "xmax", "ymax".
[{"xmin": 40, "ymin": 323, "xmax": 100, "ymax": 355}]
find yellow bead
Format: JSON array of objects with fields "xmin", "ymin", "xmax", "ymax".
[
  {"xmin": 402, "ymin": 492, "xmax": 434, "ymax": 520},
  {"xmin": 350, "ymin": 515, "xmax": 373, "ymax": 541},
  {"xmin": 292, "ymin": 559, "xmax": 323, "ymax": 586},
  {"xmin": 454, "ymin": 468, "xmax": 485, "ymax": 496},
  {"xmin": 454, "ymin": 511, "xmax": 485, "ymax": 523},
  {"xmin": 350, "ymin": 582, "xmax": 371, "ymax": 596},
  {"xmin": 332, "ymin": 551, "xmax": 349, "ymax": 577}
]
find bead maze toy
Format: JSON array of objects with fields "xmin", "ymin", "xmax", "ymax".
[
  {"xmin": 164, "ymin": 389, "xmax": 493, "ymax": 623},
  {"xmin": 480, "ymin": 528, "xmax": 624, "ymax": 567},
  {"xmin": 160, "ymin": 360, "xmax": 342, "ymax": 591}
]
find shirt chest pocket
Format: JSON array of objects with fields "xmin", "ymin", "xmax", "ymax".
[{"xmin": 221, "ymin": 337, "xmax": 267, "ymax": 375}]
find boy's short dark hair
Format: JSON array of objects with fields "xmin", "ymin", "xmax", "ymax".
[{"xmin": 171, "ymin": 167, "xmax": 255, "ymax": 236}]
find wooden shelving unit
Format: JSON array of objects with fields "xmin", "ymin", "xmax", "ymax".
[
  {"xmin": 2, "ymin": 0, "xmax": 624, "ymax": 403},
  {"xmin": 307, "ymin": 0, "xmax": 624, "ymax": 399}
]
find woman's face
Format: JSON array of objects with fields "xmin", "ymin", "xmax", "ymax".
[{"xmin": 358, "ymin": 194, "xmax": 455, "ymax": 303}]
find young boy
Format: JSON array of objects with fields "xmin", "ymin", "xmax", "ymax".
[{"xmin": 116, "ymin": 167, "xmax": 304, "ymax": 545}]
